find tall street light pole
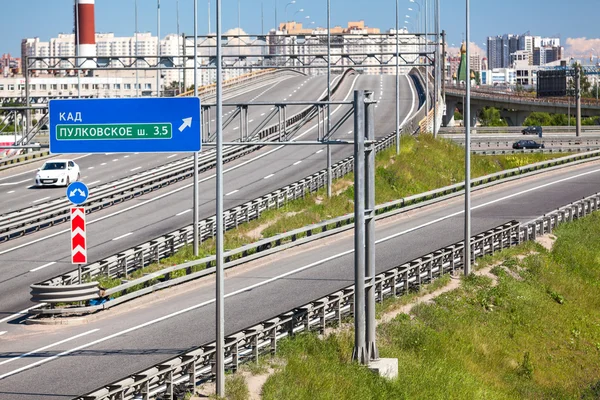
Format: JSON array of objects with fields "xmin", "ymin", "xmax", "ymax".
[
  {"xmin": 215, "ymin": 0, "xmax": 225, "ymax": 396},
  {"xmin": 464, "ymin": 0, "xmax": 472, "ymax": 275},
  {"xmin": 395, "ymin": 0, "xmax": 400, "ymax": 154},
  {"xmin": 434, "ymin": 0, "xmax": 440, "ymax": 136},
  {"xmin": 326, "ymin": 0, "xmax": 332, "ymax": 198},
  {"xmin": 157, "ymin": 0, "xmax": 161, "ymax": 97}
]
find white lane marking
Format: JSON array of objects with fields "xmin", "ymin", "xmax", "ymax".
[
  {"xmin": 112, "ymin": 159, "xmax": 118, "ymax": 162},
  {"xmin": 176, "ymin": 209, "xmax": 191, "ymax": 216},
  {"xmin": 316, "ymin": 149, "xmax": 324, "ymax": 154},
  {"xmin": 293, "ymin": 160, "xmax": 302, "ymax": 166},
  {"xmin": 0, "ymin": 304, "xmax": 45, "ymax": 324},
  {"xmin": 124, "ymin": 155, "xmax": 129, "ymax": 158},
  {"xmin": 348, "ymin": 130, "xmax": 353, "ymax": 134},
  {"xmin": 87, "ymin": 167, "xmax": 94, "ymax": 170},
  {"xmin": 7, "ymin": 190, "xmax": 15, "ymax": 194},
  {"xmin": 32, "ymin": 196, "xmax": 50, "ymax": 203},
  {"xmin": 249, "ymin": 119, "xmax": 254, "ymax": 123},
  {"xmin": 0, "ymin": 248, "xmax": 356, "ymax": 380},
  {"xmin": 167, "ymin": 154, "xmax": 178, "ymax": 158},
  {"xmin": 260, "ymin": 113, "xmax": 265, "ymax": 116},
  {"xmin": 134, "ymin": 153, "xmax": 139, "ymax": 155},
  {"xmin": 0, "ymin": 329, "xmax": 100, "ymax": 369},
  {"xmin": 112, "ymin": 232, "xmax": 133, "ymax": 241},
  {"xmin": 0, "ymin": 74, "xmax": 363, "ymax": 257},
  {"xmin": 0, "ymin": 179, "xmax": 30, "ymax": 186},
  {"xmin": 401, "ymin": 74, "xmax": 417, "ymax": 128},
  {"xmin": 130, "ymin": 167, "xmax": 141, "ymax": 172},
  {"xmin": 0, "ymin": 154, "xmax": 91, "ymax": 183},
  {"xmin": 226, "ymin": 189, "xmax": 239, "ymax": 196},
  {"xmin": 29, "ymin": 261, "xmax": 56, "ymax": 272},
  {"xmin": 88, "ymin": 180, "xmax": 101, "ymax": 186},
  {"xmin": 263, "ymin": 174, "xmax": 274, "ymax": 180},
  {"xmin": 0, "ymin": 331, "xmax": 6, "ymax": 336},
  {"xmin": 233, "ymin": 127, "xmax": 239, "ymax": 130},
  {"xmin": 100, "ymin": 163, "xmax": 106, "ymax": 166}
]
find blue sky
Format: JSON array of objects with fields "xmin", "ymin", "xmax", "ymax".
[{"xmin": 1, "ymin": 0, "xmax": 598, "ymax": 57}]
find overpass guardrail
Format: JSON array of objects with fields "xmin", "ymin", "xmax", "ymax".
[{"xmin": 76, "ymin": 189, "xmax": 600, "ymax": 399}]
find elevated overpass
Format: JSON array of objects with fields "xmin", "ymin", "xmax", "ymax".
[{"xmin": 444, "ymin": 85, "xmax": 600, "ymax": 127}]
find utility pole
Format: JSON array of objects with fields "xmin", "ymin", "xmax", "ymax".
[
  {"xmin": 464, "ymin": 0, "xmax": 472, "ymax": 275},
  {"xmin": 576, "ymin": 64, "xmax": 581, "ymax": 137},
  {"xmin": 395, "ymin": 0, "xmax": 400, "ymax": 154},
  {"xmin": 157, "ymin": 0, "xmax": 161, "ymax": 98}
]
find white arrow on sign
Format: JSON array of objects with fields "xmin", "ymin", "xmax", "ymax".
[
  {"xmin": 178, "ymin": 117, "xmax": 193, "ymax": 132},
  {"xmin": 69, "ymin": 188, "xmax": 87, "ymax": 198}
]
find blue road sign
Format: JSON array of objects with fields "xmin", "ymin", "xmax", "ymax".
[
  {"xmin": 49, "ymin": 98, "xmax": 201, "ymax": 154},
  {"xmin": 66, "ymin": 181, "xmax": 89, "ymax": 205}
]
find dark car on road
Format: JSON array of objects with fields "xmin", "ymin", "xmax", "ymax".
[
  {"xmin": 513, "ymin": 140, "xmax": 545, "ymax": 150},
  {"xmin": 522, "ymin": 125, "xmax": 542, "ymax": 135}
]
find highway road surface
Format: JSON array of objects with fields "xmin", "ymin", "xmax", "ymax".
[
  {"xmin": 0, "ymin": 73, "xmax": 419, "ymax": 333},
  {"xmin": 0, "ymin": 153, "xmax": 599, "ymax": 399}
]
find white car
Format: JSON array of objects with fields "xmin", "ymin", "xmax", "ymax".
[{"xmin": 35, "ymin": 159, "xmax": 81, "ymax": 187}]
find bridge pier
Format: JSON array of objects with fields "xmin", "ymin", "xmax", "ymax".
[
  {"xmin": 500, "ymin": 110, "xmax": 530, "ymax": 127},
  {"xmin": 442, "ymin": 98, "xmax": 458, "ymax": 127}
]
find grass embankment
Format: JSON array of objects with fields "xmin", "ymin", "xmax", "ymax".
[
  {"xmin": 259, "ymin": 214, "xmax": 600, "ymax": 400},
  {"xmin": 97, "ymin": 135, "xmax": 566, "ymax": 292}
]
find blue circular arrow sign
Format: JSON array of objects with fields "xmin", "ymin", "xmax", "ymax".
[{"xmin": 66, "ymin": 181, "xmax": 89, "ymax": 205}]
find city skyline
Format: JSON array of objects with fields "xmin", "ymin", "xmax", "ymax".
[{"xmin": 0, "ymin": 0, "xmax": 599, "ymax": 58}]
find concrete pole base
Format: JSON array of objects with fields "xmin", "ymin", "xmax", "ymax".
[{"xmin": 368, "ymin": 358, "xmax": 398, "ymax": 380}]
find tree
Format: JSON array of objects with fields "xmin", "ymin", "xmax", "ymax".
[{"xmin": 479, "ymin": 107, "xmax": 507, "ymax": 127}]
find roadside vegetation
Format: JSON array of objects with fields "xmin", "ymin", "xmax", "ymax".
[
  {"xmin": 94, "ymin": 134, "xmax": 566, "ymax": 295},
  {"xmin": 258, "ymin": 214, "xmax": 600, "ymax": 400}
]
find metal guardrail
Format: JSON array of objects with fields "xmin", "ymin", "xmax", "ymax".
[
  {"xmin": 473, "ymin": 147, "xmax": 600, "ymax": 155},
  {"xmin": 30, "ymin": 282, "xmax": 101, "ymax": 303},
  {"xmin": 77, "ymin": 191, "xmax": 600, "ymax": 400},
  {"xmin": 29, "ymin": 69, "xmax": 428, "ymax": 293},
  {"xmin": 0, "ymin": 70, "xmax": 352, "ymax": 243},
  {"xmin": 0, "ymin": 150, "xmax": 51, "ymax": 170},
  {"xmin": 76, "ymin": 221, "xmax": 520, "ymax": 400},
  {"xmin": 439, "ymin": 126, "xmax": 600, "ymax": 135}
]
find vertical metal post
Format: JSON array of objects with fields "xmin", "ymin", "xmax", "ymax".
[
  {"xmin": 326, "ymin": 0, "xmax": 332, "ymax": 198},
  {"xmin": 238, "ymin": 0, "xmax": 241, "ymax": 29},
  {"xmin": 75, "ymin": 0, "xmax": 81, "ymax": 98},
  {"xmin": 364, "ymin": 91, "xmax": 378, "ymax": 361},
  {"xmin": 25, "ymin": 61, "xmax": 30, "ymax": 142},
  {"xmin": 395, "ymin": 0, "xmax": 400, "ymax": 154},
  {"xmin": 78, "ymin": 264, "xmax": 82, "ymax": 285},
  {"xmin": 442, "ymin": 30, "xmax": 446, "ymax": 100},
  {"xmin": 464, "ymin": 0, "xmax": 472, "ymax": 275},
  {"xmin": 176, "ymin": 0, "xmax": 182, "ymax": 94},
  {"xmin": 135, "ymin": 0, "xmax": 139, "ymax": 97},
  {"xmin": 576, "ymin": 65, "xmax": 581, "ymax": 138},
  {"xmin": 352, "ymin": 90, "xmax": 367, "ymax": 365},
  {"xmin": 215, "ymin": 0, "xmax": 225, "ymax": 396},
  {"xmin": 193, "ymin": 2, "xmax": 199, "ymax": 257},
  {"xmin": 157, "ymin": 0, "xmax": 161, "ymax": 98},
  {"xmin": 425, "ymin": 0, "xmax": 429, "ymax": 130},
  {"xmin": 208, "ymin": 0, "xmax": 211, "ymax": 33},
  {"xmin": 433, "ymin": 0, "xmax": 440, "ymax": 137}
]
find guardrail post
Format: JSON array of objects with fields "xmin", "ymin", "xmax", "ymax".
[{"xmin": 187, "ymin": 359, "xmax": 197, "ymax": 391}]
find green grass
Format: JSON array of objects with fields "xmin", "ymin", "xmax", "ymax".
[
  {"xmin": 91, "ymin": 135, "xmax": 566, "ymax": 297},
  {"xmin": 260, "ymin": 212, "xmax": 600, "ymax": 400}
]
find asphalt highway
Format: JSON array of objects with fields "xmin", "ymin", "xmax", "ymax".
[
  {"xmin": 1, "ymin": 153, "xmax": 599, "ymax": 399},
  {"xmin": 0, "ymin": 74, "xmax": 418, "ymax": 330},
  {"xmin": 0, "ymin": 73, "xmax": 326, "ymax": 214}
]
